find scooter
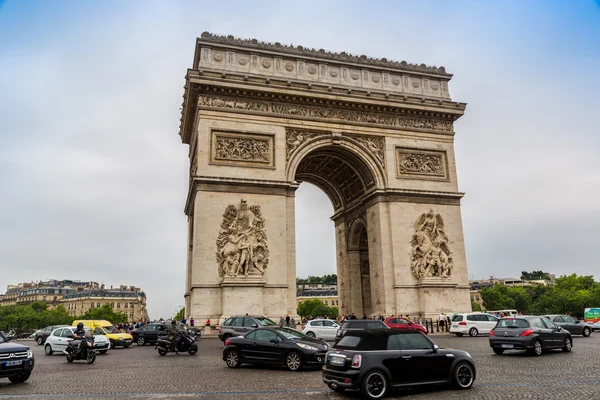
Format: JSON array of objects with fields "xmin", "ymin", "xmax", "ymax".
[
  {"xmin": 64, "ymin": 335, "xmax": 96, "ymax": 364},
  {"xmin": 155, "ymin": 331, "xmax": 198, "ymax": 356}
]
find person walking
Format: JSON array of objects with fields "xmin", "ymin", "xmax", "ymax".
[
  {"xmin": 285, "ymin": 315, "xmax": 290, "ymax": 327},
  {"xmin": 439, "ymin": 313, "xmax": 446, "ymax": 332},
  {"xmin": 189, "ymin": 317, "xmax": 194, "ymax": 328}
]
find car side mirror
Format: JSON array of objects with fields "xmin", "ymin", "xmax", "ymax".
[
  {"xmin": 270, "ymin": 339, "xmax": 278, "ymax": 345},
  {"xmin": 432, "ymin": 344, "xmax": 439, "ymax": 353},
  {"xmin": 252, "ymin": 324, "xmax": 258, "ymax": 328}
]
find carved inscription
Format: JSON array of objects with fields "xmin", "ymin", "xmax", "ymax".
[
  {"xmin": 198, "ymin": 94, "xmax": 453, "ymax": 133},
  {"xmin": 211, "ymin": 131, "xmax": 274, "ymax": 168},
  {"xmin": 410, "ymin": 210, "xmax": 453, "ymax": 279},
  {"xmin": 396, "ymin": 148, "xmax": 448, "ymax": 180}
]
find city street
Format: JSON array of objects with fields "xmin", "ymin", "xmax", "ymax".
[{"xmin": 1, "ymin": 334, "xmax": 599, "ymax": 399}]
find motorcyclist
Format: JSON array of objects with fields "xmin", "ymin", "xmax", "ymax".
[
  {"xmin": 167, "ymin": 320, "xmax": 183, "ymax": 354},
  {"xmin": 72, "ymin": 322, "xmax": 87, "ymax": 356}
]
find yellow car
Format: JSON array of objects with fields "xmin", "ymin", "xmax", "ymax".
[{"xmin": 73, "ymin": 320, "xmax": 133, "ymax": 349}]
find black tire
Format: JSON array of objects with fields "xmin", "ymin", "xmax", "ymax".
[
  {"xmin": 528, "ymin": 340, "xmax": 543, "ymax": 356},
  {"xmin": 285, "ymin": 351, "xmax": 303, "ymax": 371},
  {"xmin": 455, "ymin": 333, "xmax": 463, "ymax": 337},
  {"xmin": 44, "ymin": 344, "xmax": 53, "ymax": 356},
  {"xmin": 453, "ymin": 362, "xmax": 475, "ymax": 389},
  {"xmin": 109, "ymin": 340, "xmax": 115, "ymax": 349},
  {"xmin": 66, "ymin": 352, "xmax": 74, "ymax": 363},
  {"xmin": 87, "ymin": 351, "xmax": 96, "ymax": 364},
  {"xmin": 36, "ymin": 336, "xmax": 44, "ymax": 345},
  {"xmin": 493, "ymin": 348, "xmax": 504, "ymax": 355},
  {"xmin": 99, "ymin": 350, "xmax": 107, "ymax": 355},
  {"xmin": 361, "ymin": 370, "xmax": 388, "ymax": 399},
  {"xmin": 158, "ymin": 348, "xmax": 168, "ymax": 356},
  {"xmin": 188, "ymin": 344, "xmax": 198, "ymax": 355},
  {"xmin": 225, "ymin": 348, "xmax": 241, "ymax": 368},
  {"xmin": 562, "ymin": 337, "xmax": 573, "ymax": 352},
  {"xmin": 306, "ymin": 332, "xmax": 316, "ymax": 338},
  {"xmin": 137, "ymin": 336, "xmax": 146, "ymax": 346},
  {"xmin": 8, "ymin": 372, "xmax": 31, "ymax": 384},
  {"xmin": 582, "ymin": 328, "xmax": 591, "ymax": 337},
  {"xmin": 469, "ymin": 328, "xmax": 478, "ymax": 337}
]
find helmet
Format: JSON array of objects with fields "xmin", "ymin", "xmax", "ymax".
[
  {"xmin": 171, "ymin": 320, "xmax": 177, "ymax": 326},
  {"xmin": 77, "ymin": 322, "xmax": 84, "ymax": 330}
]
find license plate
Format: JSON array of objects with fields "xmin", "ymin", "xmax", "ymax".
[
  {"xmin": 501, "ymin": 344, "xmax": 514, "ymax": 349},
  {"xmin": 330, "ymin": 356, "xmax": 345, "ymax": 366},
  {"xmin": 452, "ymin": 324, "xmax": 458, "ymax": 328},
  {"xmin": 4, "ymin": 360, "xmax": 23, "ymax": 366}
]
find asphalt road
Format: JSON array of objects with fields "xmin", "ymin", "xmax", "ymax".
[{"xmin": 1, "ymin": 333, "xmax": 599, "ymax": 399}]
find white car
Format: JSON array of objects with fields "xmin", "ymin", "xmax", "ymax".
[
  {"xmin": 301, "ymin": 319, "xmax": 340, "ymax": 340},
  {"xmin": 449, "ymin": 312, "xmax": 499, "ymax": 337},
  {"xmin": 586, "ymin": 320, "xmax": 600, "ymax": 332},
  {"xmin": 44, "ymin": 326, "xmax": 110, "ymax": 356}
]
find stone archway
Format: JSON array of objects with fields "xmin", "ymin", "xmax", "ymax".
[{"xmin": 178, "ymin": 33, "xmax": 472, "ymax": 324}]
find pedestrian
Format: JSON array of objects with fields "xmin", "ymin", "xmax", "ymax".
[
  {"xmin": 351, "ymin": 313, "xmax": 357, "ymax": 320},
  {"xmin": 439, "ymin": 312, "xmax": 445, "ymax": 331},
  {"xmin": 181, "ymin": 317, "xmax": 187, "ymax": 326},
  {"xmin": 291, "ymin": 318, "xmax": 296, "ymax": 328},
  {"xmin": 418, "ymin": 313, "xmax": 422, "ymax": 324},
  {"xmin": 189, "ymin": 317, "xmax": 195, "ymax": 327},
  {"xmin": 285, "ymin": 315, "xmax": 290, "ymax": 327}
]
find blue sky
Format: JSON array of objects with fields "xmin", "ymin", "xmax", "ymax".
[{"xmin": 1, "ymin": 1, "xmax": 599, "ymax": 318}]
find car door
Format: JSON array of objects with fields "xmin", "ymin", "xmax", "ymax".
[
  {"xmin": 59, "ymin": 328, "xmax": 74, "ymax": 351},
  {"xmin": 253, "ymin": 329, "xmax": 283, "ymax": 364},
  {"xmin": 530, "ymin": 318, "xmax": 555, "ymax": 348},
  {"xmin": 552, "ymin": 316, "xmax": 568, "ymax": 332},
  {"xmin": 484, "ymin": 314, "xmax": 499, "ymax": 334},
  {"xmin": 48, "ymin": 329, "xmax": 63, "ymax": 351},
  {"xmin": 322, "ymin": 320, "xmax": 338, "ymax": 340},
  {"xmin": 541, "ymin": 318, "xmax": 563, "ymax": 347},
  {"xmin": 238, "ymin": 330, "xmax": 257, "ymax": 360},
  {"xmin": 231, "ymin": 317, "xmax": 246, "ymax": 336},
  {"xmin": 243, "ymin": 317, "xmax": 258, "ymax": 333},
  {"xmin": 562, "ymin": 316, "xmax": 582, "ymax": 334},
  {"xmin": 392, "ymin": 332, "xmax": 451, "ymax": 383},
  {"xmin": 310, "ymin": 320, "xmax": 324, "ymax": 338}
]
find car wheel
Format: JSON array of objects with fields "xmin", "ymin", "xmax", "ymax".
[
  {"xmin": 582, "ymin": 328, "xmax": 591, "ymax": 337},
  {"xmin": 225, "ymin": 348, "xmax": 241, "ymax": 368},
  {"xmin": 455, "ymin": 333, "xmax": 463, "ymax": 337},
  {"xmin": 493, "ymin": 348, "xmax": 504, "ymax": 355},
  {"xmin": 469, "ymin": 328, "xmax": 478, "ymax": 337},
  {"xmin": 109, "ymin": 340, "xmax": 115, "ymax": 349},
  {"xmin": 529, "ymin": 340, "xmax": 543, "ymax": 356},
  {"xmin": 137, "ymin": 337, "xmax": 146, "ymax": 346},
  {"xmin": 361, "ymin": 370, "xmax": 388, "ymax": 399},
  {"xmin": 562, "ymin": 337, "xmax": 573, "ymax": 352},
  {"xmin": 8, "ymin": 372, "xmax": 31, "ymax": 384},
  {"xmin": 453, "ymin": 362, "xmax": 475, "ymax": 389},
  {"xmin": 99, "ymin": 350, "xmax": 107, "ymax": 355},
  {"xmin": 306, "ymin": 331, "xmax": 315, "ymax": 338},
  {"xmin": 285, "ymin": 351, "xmax": 303, "ymax": 371},
  {"xmin": 44, "ymin": 344, "xmax": 53, "ymax": 356},
  {"xmin": 36, "ymin": 336, "xmax": 44, "ymax": 345}
]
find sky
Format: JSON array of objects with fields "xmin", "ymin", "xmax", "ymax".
[{"xmin": 1, "ymin": 1, "xmax": 599, "ymax": 318}]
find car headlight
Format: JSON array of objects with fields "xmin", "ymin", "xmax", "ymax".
[
  {"xmin": 27, "ymin": 350, "xmax": 33, "ymax": 358},
  {"xmin": 296, "ymin": 343, "xmax": 318, "ymax": 351}
]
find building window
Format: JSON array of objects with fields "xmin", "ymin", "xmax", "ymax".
[
  {"xmin": 53, "ymin": 296, "xmax": 57, "ymax": 301},
  {"xmin": 117, "ymin": 303, "xmax": 121, "ymax": 308},
  {"xmin": 125, "ymin": 303, "xmax": 128, "ymax": 308},
  {"xmin": 130, "ymin": 312, "xmax": 134, "ymax": 319},
  {"xmin": 130, "ymin": 302, "xmax": 134, "ymax": 309},
  {"xmin": 97, "ymin": 302, "xmax": 100, "ymax": 308},
  {"xmin": 476, "ymin": 296, "xmax": 480, "ymax": 301},
  {"xmin": 42, "ymin": 296, "xmax": 46, "ymax": 301},
  {"xmin": 90, "ymin": 302, "xmax": 94, "ymax": 308},
  {"xmin": 111, "ymin": 303, "xmax": 114, "ymax": 308}
]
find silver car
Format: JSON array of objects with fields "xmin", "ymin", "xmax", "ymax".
[
  {"xmin": 301, "ymin": 319, "xmax": 340, "ymax": 340},
  {"xmin": 218, "ymin": 316, "xmax": 276, "ymax": 342}
]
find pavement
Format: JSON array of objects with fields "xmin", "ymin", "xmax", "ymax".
[{"xmin": 1, "ymin": 333, "xmax": 599, "ymax": 399}]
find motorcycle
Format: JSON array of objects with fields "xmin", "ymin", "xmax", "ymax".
[
  {"xmin": 155, "ymin": 331, "xmax": 198, "ymax": 356},
  {"xmin": 64, "ymin": 334, "xmax": 96, "ymax": 364}
]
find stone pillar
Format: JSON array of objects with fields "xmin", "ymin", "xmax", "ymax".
[
  {"xmin": 347, "ymin": 250, "xmax": 363, "ymax": 315},
  {"xmin": 334, "ymin": 222, "xmax": 350, "ymax": 316}
]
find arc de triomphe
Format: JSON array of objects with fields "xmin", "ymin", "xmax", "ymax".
[{"xmin": 178, "ymin": 33, "xmax": 471, "ymax": 324}]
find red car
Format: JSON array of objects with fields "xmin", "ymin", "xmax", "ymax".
[{"xmin": 384, "ymin": 317, "xmax": 428, "ymax": 335}]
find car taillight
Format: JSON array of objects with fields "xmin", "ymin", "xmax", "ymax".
[
  {"xmin": 489, "ymin": 330, "xmax": 495, "ymax": 336},
  {"xmin": 459, "ymin": 322, "xmax": 467, "ymax": 326},
  {"xmin": 351, "ymin": 354, "xmax": 361, "ymax": 368},
  {"xmin": 302, "ymin": 325, "xmax": 305, "ymax": 330},
  {"xmin": 520, "ymin": 329, "xmax": 534, "ymax": 337},
  {"xmin": 218, "ymin": 329, "xmax": 222, "ymax": 334},
  {"xmin": 225, "ymin": 339, "xmax": 231, "ymax": 346}
]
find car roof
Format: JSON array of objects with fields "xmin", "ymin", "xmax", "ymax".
[{"xmin": 228, "ymin": 315, "xmax": 268, "ymax": 319}]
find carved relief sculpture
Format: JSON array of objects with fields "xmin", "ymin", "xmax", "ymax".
[
  {"xmin": 410, "ymin": 210, "xmax": 453, "ymax": 279},
  {"xmin": 216, "ymin": 200, "xmax": 269, "ymax": 280},
  {"xmin": 285, "ymin": 129, "xmax": 321, "ymax": 160},
  {"xmin": 355, "ymin": 135, "xmax": 385, "ymax": 167},
  {"xmin": 399, "ymin": 153, "xmax": 444, "ymax": 176},
  {"xmin": 211, "ymin": 131, "xmax": 274, "ymax": 168}
]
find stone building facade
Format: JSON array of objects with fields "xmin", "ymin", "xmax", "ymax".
[
  {"xmin": 61, "ymin": 286, "xmax": 148, "ymax": 323},
  {"xmin": 178, "ymin": 33, "xmax": 472, "ymax": 324}
]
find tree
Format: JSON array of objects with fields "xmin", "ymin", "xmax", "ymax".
[
  {"xmin": 297, "ymin": 299, "xmax": 338, "ymax": 318},
  {"xmin": 80, "ymin": 304, "xmax": 128, "ymax": 324},
  {"xmin": 175, "ymin": 307, "xmax": 185, "ymax": 321},
  {"xmin": 471, "ymin": 301, "xmax": 482, "ymax": 311},
  {"xmin": 520, "ymin": 270, "xmax": 550, "ymax": 280}
]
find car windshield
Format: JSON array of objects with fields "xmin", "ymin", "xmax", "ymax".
[
  {"xmin": 277, "ymin": 327, "xmax": 306, "ymax": 339},
  {"xmin": 497, "ymin": 319, "xmax": 529, "ymax": 328},
  {"xmin": 104, "ymin": 325, "xmax": 120, "ymax": 333},
  {"xmin": 335, "ymin": 335, "xmax": 361, "ymax": 349},
  {"xmin": 452, "ymin": 315, "xmax": 463, "ymax": 322},
  {"xmin": 255, "ymin": 317, "xmax": 276, "ymax": 326}
]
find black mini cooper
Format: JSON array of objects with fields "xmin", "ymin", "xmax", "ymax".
[{"xmin": 323, "ymin": 329, "xmax": 475, "ymax": 399}]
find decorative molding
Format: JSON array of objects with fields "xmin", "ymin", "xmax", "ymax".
[
  {"xmin": 210, "ymin": 130, "xmax": 275, "ymax": 168},
  {"xmin": 410, "ymin": 210, "xmax": 453, "ymax": 279},
  {"xmin": 395, "ymin": 147, "xmax": 449, "ymax": 181},
  {"xmin": 199, "ymin": 32, "xmax": 448, "ymax": 75},
  {"xmin": 198, "ymin": 94, "xmax": 454, "ymax": 133},
  {"xmin": 216, "ymin": 199, "xmax": 269, "ymax": 281}
]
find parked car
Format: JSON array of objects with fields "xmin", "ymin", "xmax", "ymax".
[
  {"xmin": 223, "ymin": 326, "xmax": 329, "ymax": 371},
  {"xmin": 44, "ymin": 326, "xmax": 110, "ymax": 355},
  {"xmin": 489, "ymin": 316, "xmax": 572, "ymax": 356},
  {"xmin": 335, "ymin": 319, "xmax": 388, "ymax": 341},
  {"xmin": 383, "ymin": 316, "xmax": 428, "ymax": 335},
  {"xmin": 450, "ymin": 312, "xmax": 499, "ymax": 337},
  {"xmin": 586, "ymin": 320, "xmax": 600, "ymax": 332},
  {"xmin": 218, "ymin": 315, "xmax": 276, "ymax": 342},
  {"xmin": 543, "ymin": 315, "xmax": 591, "ymax": 337},
  {"xmin": 0, "ymin": 331, "xmax": 35, "ymax": 384},
  {"xmin": 301, "ymin": 319, "xmax": 340, "ymax": 340},
  {"xmin": 323, "ymin": 329, "xmax": 475, "ymax": 399},
  {"xmin": 131, "ymin": 323, "xmax": 169, "ymax": 346},
  {"xmin": 34, "ymin": 325, "xmax": 70, "ymax": 345},
  {"xmin": 73, "ymin": 320, "xmax": 132, "ymax": 348}
]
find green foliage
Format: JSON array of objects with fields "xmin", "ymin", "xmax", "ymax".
[
  {"xmin": 175, "ymin": 307, "xmax": 185, "ymax": 321},
  {"xmin": 296, "ymin": 274, "xmax": 337, "ymax": 285},
  {"xmin": 471, "ymin": 301, "xmax": 482, "ymax": 311},
  {"xmin": 480, "ymin": 274, "xmax": 600, "ymax": 318},
  {"xmin": 80, "ymin": 304, "xmax": 128, "ymax": 324},
  {"xmin": 520, "ymin": 270, "xmax": 551, "ymax": 280},
  {"xmin": 0, "ymin": 302, "xmax": 72, "ymax": 332},
  {"xmin": 297, "ymin": 299, "xmax": 338, "ymax": 318}
]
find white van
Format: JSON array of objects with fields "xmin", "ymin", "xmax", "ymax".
[
  {"xmin": 487, "ymin": 309, "xmax": 518, "ymax": 317},
  {"xmin": 450, "ymin": 312, "xmax": 499, "ymax": 337}
]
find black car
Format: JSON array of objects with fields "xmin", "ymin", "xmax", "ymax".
[
  {"xmin": 489, "ymin": 316, "xmax": 573, "ymax": 356},
  {"xmin": 323, "ymin": 329, "xmax": 475, "ymax": 399},
  {"xmin": 131, "ymin": 323, "xmax": 168, "ymax": 346},
  {"xmin": 0, "ymin": 331, "xmax": 35, "ymax": 384},
  {"xmin": 223, "ymin": 326, "xmax": 329, "ymax": 371},
  {"xmin": 34, "ymin": 325, "xmax": 70, "ymax": 345},
  {"xmin": 543, "ymin": 315, "xmax": 592, "ymax": 337},
  {"xmin": 335, "ymin": 319, "xmax": 388, "ymax": 340}
]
